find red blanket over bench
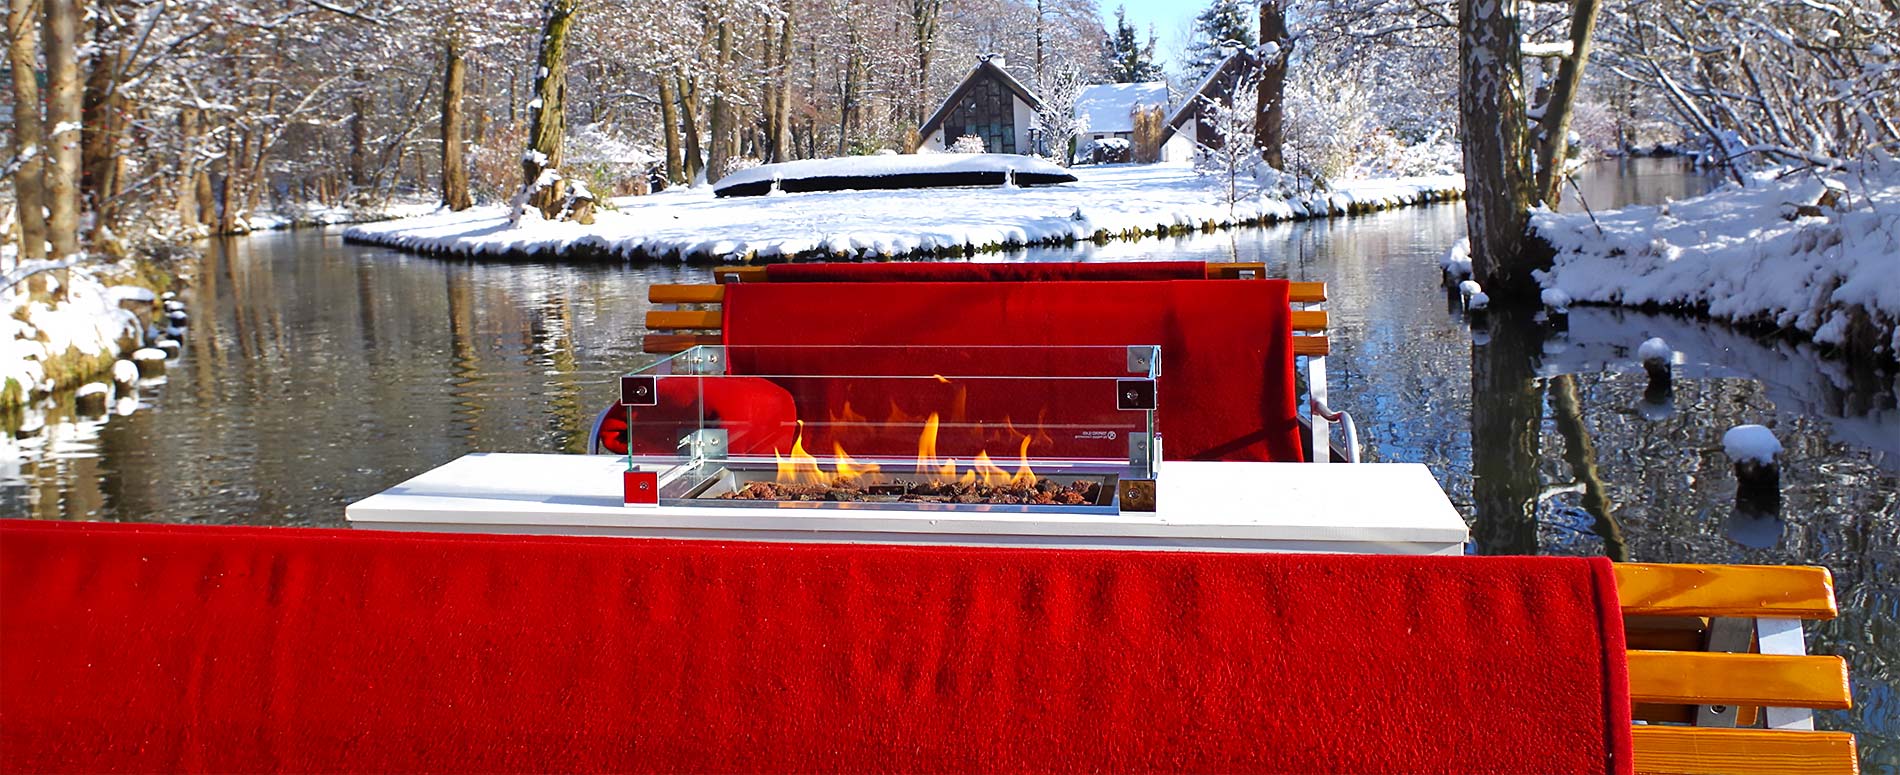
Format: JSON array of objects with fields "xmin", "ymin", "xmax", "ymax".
[
  {"xmin": 723, "ymin": 279, "xmax": 1303, "ymax": 462},
  {"xmin": 763, "ymin": 260, "xmax": 1207, "ymax": 283},
  {"xmin": 0, "ymin": 521, "xmax": 1631, "ymax": 774}
]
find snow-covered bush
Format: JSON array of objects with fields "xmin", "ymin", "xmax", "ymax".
[
  {"xmin": 1084, "ymin": 137, "xmax": 1133, "ymax": 164},
  {"xmin": 1284, "ymin": 71, "xmax": 1375, "ymax": 187},
  {"xmin": 1132, "ymin": 106, "xmax": 1166, "ymax": 163},
  {"xmin": 566, "ymin": 123, "xmax": 663, "ymax": 197},
  {"xmin": 1035, "ymin": 64, "xmax": 1090, "ymax": 166},
  {"xmin": 724, "ymin": 157, "xmax": 762, "ymax": 177},
  {"xmin": 1194, "ymin": 72, "xmax": 1262, "ymax": 211},
  {"xmin": 948, "ymin": 135, "xmax": 987, "ymax": 154}
]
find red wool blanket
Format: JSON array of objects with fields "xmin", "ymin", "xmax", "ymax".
[
  {"xmin": 724, "ymin": 279, "xmax": 1304, "ymax": 462},
  {"xmin": 763, "ymin": 260, "xmax": 1208, "ymax": 283},
  {"xmin": 1, "ymin": 520, "xmax": 1631, "ymax": 774}
]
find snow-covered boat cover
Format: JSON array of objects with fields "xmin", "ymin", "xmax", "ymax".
[{"xmin": 713, "ymin": 153, "xmax": 1077, "ymax": 197}]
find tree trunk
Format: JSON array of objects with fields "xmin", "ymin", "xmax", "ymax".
[
  {"xmin": 774, "ymin": 4, "xmax": 794, "ymax": 161},
  {"xmin": 910, "ymin": 0, "xmax": 940, "ymax": 127},
  {"xmin": 679, "ymin": 75, "xmax": 703, "ymax": 183},
  {"xmin": 522, "ymin": 0, "xmax": 579, "ymax": 217},
  {"xmin": 1531, "ymin": 0, "xmax": 1603, "ymax": 206},
  {"xmin": 7, "ymin": 0, "xmax": 47, "ymax": 270},
  {"xmin": 658, "ymin": 74, "xmax": 683, "ymax": 183},
  {"xmin": 218, "ymin": 134, "xmax": 240, "ymax": 233},
  {"xmin": 42, "ymin": 0, "xmax": 82, "ymax": 282},
  {"xmin": 706, "ymin": 20, "xmax": 733, "ymax": 183},
  {"xmin": 175, "ymin": 107, "xmax": 203, "ymax": 232},
  {"xmin": 1458, "ymin": 0, "xmax": 1541, "ymax": 299},
  {"xmin": 349, "ymin": 68, "xmax": 369, "ymax": 189},
  {"xmin": 440, "ymin": 35, "xmax": 472, "ymax": 210},
  {"xmin": 81, "ymin": 7, "xmax": 125, "ymax": 238},
  {"xmin": 1255, "ymin": 0, "xmax": 1290, "ymax": 170}
]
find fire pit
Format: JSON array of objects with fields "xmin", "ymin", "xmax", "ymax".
[{"xmin": 616, "ymin": 345, "xmax": 1160, "ymax": 514}]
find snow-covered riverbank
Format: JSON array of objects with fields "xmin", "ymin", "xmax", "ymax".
[
  {"xmin": 2, "ymin": 265, "xmax": 154, "ymax": 408},
  {"xmin": 342, "ymin": 164, "xmax": 1464, "ymax": 263},
  {"xmin": 1534, "ymin": 168, "xmax": 1900, "ymax": 361}
]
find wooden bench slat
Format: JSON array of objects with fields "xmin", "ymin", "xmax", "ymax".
[
  {"xmin": 1627, "ymin": 650, "xmax": 1851, "ymax": 709},
  {"xmin": 1631, "ymin": 727, "xmax": 1858, "ymax": 775},
  {"xmin": 1293, "ymin": 335, "xmax": 1328, "ymax": 356},
  {"xmin": 1288, "ymin": 281, "xmax": 1326, "ymax": 303},
  {"xmin": 714, "ymin": 266, "xmax": 768, "ymax": 283},
  {"xmin": 650, "ymin": 285, "xmax": 726, "ymax": 304},
  {"xmin": 1615, "ymin": 563, "xmax": 1838, "ymax": 619},
  {"xmin": 1289, "ymin": 310, "xmax": 1326, "ymax": 331},
  {"xmin": 647, "ymin": 310, "xmax": 723, "ymax": 330},
  {"xmin": 642, "ymin": 333, "xmax": 721, "ymax": 354},
  {"xmin": 1205, "ymin": 263, "xmax": 1267, "ymax": 279}
]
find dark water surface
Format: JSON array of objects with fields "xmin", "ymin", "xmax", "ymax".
[{"xmin": 4, "ymin": 158, "xmax": 1894, "ymax": 766}]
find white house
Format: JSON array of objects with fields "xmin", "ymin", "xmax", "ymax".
[{"xmin": 1074, "ymin": 82, "xmax": 1193, "ymax": 163}]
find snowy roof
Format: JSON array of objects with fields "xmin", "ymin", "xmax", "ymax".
[
  {"xmin": 1160, "ymin": 49, "xmax": 1261, "ymax": 145},
  {"xmin": 913, "ymin": 59, "xmax": 1043, "ymax": 151},
  {"xmin": 1075, "ymin": 82, "xmax": 1171, "ymax": 134}
]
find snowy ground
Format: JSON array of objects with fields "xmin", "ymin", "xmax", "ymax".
[
  {"xmin": 245, "ymin": 198, "xmax": 440, "ymax": 233},
  {"xmin": 343, "ymin": 164, "xmax": 1464, "ymax": 263},
  {"xmin": 1534, "ymin": 167, "xmax": 1900, "ymax": 358}
]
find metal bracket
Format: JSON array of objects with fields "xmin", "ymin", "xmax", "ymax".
[
  {"xmin": 1694, "ymin": 617, "xmax": 1755, "ymax": 727},
  {"xmin": 1128, "ymin": 432, "xmax": 1154, "ymax": 467},
  {"xmin": 1237, "ymin": 268, "xmax": 1257, "ymax": 279},
  {"xmin": 1757, "ymin": 618, "xmax": 1815, "ymax": 730},
  {"xmin": 679, "ymin": 429, "xmax": 729, "ymax": 464},
  {"xmin": 620, "ymin": 375, "xmax": 657, "ymax": 406},
  {"xmin": 1126, "ymin": 346, "xmax": 1157, "ymax": 376},
  {"xmin": 680, "ymin": 346, "xmax": 725, "ymax": 375},
  {"xmin": 1116, "ymin": 379, "xmax": 1156, "ymax": 410}
]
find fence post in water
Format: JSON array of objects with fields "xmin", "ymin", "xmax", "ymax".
[
  {"xmin": 1638, "ymin": 337, "xmax": 1672, "ymax": 394},
  {"xmin": 1723, "ymin": 424, "xmax": 1784, "ymax": 547}
]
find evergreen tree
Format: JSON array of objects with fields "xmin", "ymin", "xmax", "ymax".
[
  {"xmin": 1101, "ymin": 6, "xmax": 1162, "ymax": 83},
  {"xmin": 1182, "ymin": 0, "xmax": 1255, "ymax": 82}
]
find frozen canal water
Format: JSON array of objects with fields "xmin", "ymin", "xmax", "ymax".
[{"xmin": 3, "ymin": 158, "xmax": 1894, "ymax": 765}]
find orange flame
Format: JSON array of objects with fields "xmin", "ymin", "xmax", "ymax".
[{"xmin": 778, "ymin": 410, "xmax": 1042, "ymax": 488}]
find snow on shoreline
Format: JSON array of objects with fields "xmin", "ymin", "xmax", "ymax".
[
  {"xmin": 343, "ymin": 164, "xmax": 1464, "ymax": 263},
  {"xmin": 3, "ymin": 267, "xmax": 145, "ymax": 406},
  {"xmin": 1534, "ymin": 167, "xmax": 1900, "ymax": 358}
]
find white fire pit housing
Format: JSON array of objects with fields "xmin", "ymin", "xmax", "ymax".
[
  {"xmin": 349, "ymin": 344, "xmax": 1468, "ymax": 554},
  {"xmin": 346, "ymin": 453, "xmax": 1468, "ymax": 555}
]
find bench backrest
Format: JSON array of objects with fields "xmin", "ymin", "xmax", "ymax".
[
  {"xmin": 644, "ymin": 262, "xmax": 1332, "ymax": 360},
  {"xmin": 1613, "ymin": 562, "xmax": 1857, "ymax": 774}
]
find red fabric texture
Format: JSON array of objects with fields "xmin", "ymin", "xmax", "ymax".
[
  {"xmin": 723, "ymin": 279, "xmax": 1302, "ymax": 462},
  {"xmin": 763, "ymin": 261, "xmax": 1207, "ymax": 283},
  {"xmin": 0, "ymin": 520, "xmax": 1632, "ymax": 774}
]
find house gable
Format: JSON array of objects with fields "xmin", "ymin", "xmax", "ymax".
[{"xmin": 914, "ymin": 58, "xmax": 1043, "ymax": 153}]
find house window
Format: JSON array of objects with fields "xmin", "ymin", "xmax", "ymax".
[{"xmin": 945, "ymin": 76, "xmax": 1016, "ymax": 154}]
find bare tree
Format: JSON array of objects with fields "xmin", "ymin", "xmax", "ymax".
[
  {"xmin": 521, "ymin": 0, "xmax": 581, "ymax": 218},
  {"xmin": 43, "ymin": 0, "xmax": 82, "ymax": 283},
  {"xmin": 1255, "ymin": 0, "xmax": 1292, "ymax": 170},
  {"xmin": 6, "ymin": 0, "xmax": 46, "ymax": 273}
]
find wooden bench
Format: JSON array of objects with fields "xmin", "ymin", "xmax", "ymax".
[
  {"xmin": 642, "ymin": 263, "xmax": 1356, "ymax": 463},
  {"xmin": 1616, "ymin": 562, "xmax": 1857, "ymax": 774}
]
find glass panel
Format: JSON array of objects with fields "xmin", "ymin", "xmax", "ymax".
[{"xmin": 620, "ymin": 346, "xmax": 1159, "ymax": 513}]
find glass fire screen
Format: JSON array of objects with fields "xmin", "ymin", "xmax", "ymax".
[{"xmin": 616, "ymin": 345, "xmax": 1160, "ymax": 512}]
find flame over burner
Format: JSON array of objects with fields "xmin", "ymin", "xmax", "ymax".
[{"xmin": 775, "ymin": 414, "xmax": 1037, "ymax": 488}]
